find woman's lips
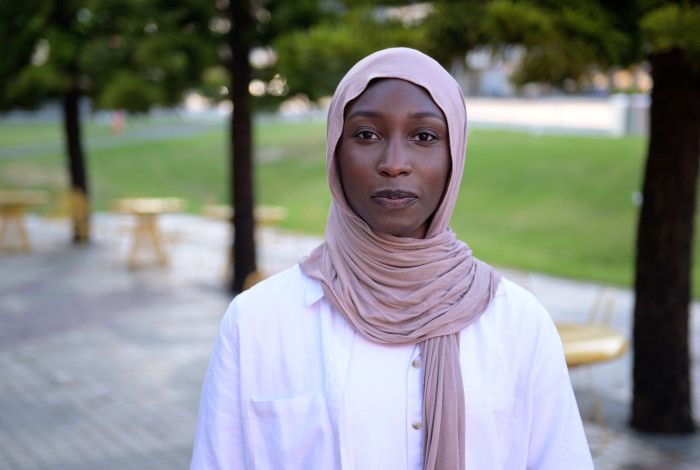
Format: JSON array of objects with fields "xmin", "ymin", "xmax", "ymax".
[{"xmin": 371, "ymin": 190, "xmax": 417, "ymax": 208}]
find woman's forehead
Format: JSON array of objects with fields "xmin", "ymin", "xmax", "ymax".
[{"xmin": 343, "ymin": 78, "xmax": 446, "ymax": 122}]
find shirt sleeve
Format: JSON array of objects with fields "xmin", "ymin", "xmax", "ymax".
[
  {"xmin": 190, "ymin": 302, "xmax": 247, "ymax": 469},
  {"xmin": 527, "ymin": 310, "xmax": 594, "ymax": 469}
]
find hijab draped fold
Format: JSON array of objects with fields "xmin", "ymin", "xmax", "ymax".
[{"xmin": 300, "ymin": 47, "xmax": 501, "ymax": 470}]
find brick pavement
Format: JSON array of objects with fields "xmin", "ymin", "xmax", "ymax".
[{"xmin": 0, "ymin": 213, "xmax": 697, "ymax": 469}]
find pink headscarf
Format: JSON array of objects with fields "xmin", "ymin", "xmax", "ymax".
[{"xmin": 301, "ymin": 47, "xmax": 501, "ymax": 470}]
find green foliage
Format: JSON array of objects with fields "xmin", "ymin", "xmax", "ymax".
[
  {"xmin": 422, "ymin": 1, "xmax": 488, "ymax": 64},
  {"xmin": 641, "ymin": 3, "xmax": 700, "ymax": 65},
  {"xmin": 97, "ymin": 72, "xmax": 165, "ymax": 112},
  {"xmin": 2, "ymin": 64, "xmax": 71, "ymax": 110},
  {"xmin": 274, "ymin": 8, "xmax": 428, "ymax": 100},
  {"xmin": 258, "ymin": 0, "xmax": 336, "ymax": 43},
  {"xmin": 0, "ymin": 0, "xmax": 217, "ymax": 112},
  {"xmin": 199, "ymin": 66, "xmax": 230, "ymax": 103},
  {"xmin": 484, "ymin": 0, "xmax": 554, "ymax": 46},
  {"xmin": 275, "ymin": 24, "xmax": 369, "ymax": 101},
  {"xmin": 425, "ymin": 0, "xmax": 629, "ymax": 86},
  {"xmin": 0, "ymin": 0, "xmax": 53, "ymax": 80},
  {"xmin": 132, "ymin": 33, "xmax": 213, "ymax": 105}
]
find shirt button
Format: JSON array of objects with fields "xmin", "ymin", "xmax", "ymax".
[
  {"xmin": 412, "ymin": 358, "xmax": 422, "ymax": 368},
  {"xmin": 412, "ymin": 421, "xmax": 422, "ymax": 430}
]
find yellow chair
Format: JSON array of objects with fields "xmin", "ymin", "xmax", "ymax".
[
  {"xmin": 556, "ymin": 288, "xmax": 628, "ymax": 438},
  {"xmin": 557, "ymin": 324, "xmax": 628, "ymax": 368},
  {"xmin": 0, "ymin": 189, "xmax": 49, "ymax": 253},
  {"xmin": 558, "ymin": 288, "xmax": 628, "ymax": 367},
  {"xmin": 43, "ymin": 189, "xmax": 90, "ymax": 242}
]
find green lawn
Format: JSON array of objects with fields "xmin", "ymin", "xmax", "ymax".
[
  {"xmin": 1, "ymin": 116, "xmax": 697, "ymax": 294},
  {"xmin": 455, "ymin": 131, "xmax": 646, "ymax": 287}
]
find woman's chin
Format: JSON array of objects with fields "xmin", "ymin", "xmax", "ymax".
[{"xmin": 370, "ymin": 224, "xmax": 426, "ymax": 240}]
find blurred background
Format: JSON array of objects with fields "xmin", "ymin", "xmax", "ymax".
[{"xmin": 0, "ymin": 1, "xmax": 698, "ymax": 469}]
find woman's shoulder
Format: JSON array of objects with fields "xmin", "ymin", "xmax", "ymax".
[
  {"xmin": 483, "ymin": 275, "xmax": 560, "ymax": 344},
  {"xmin": 235, "ymin": 265, "xmax": 306, "ymax": 305},
  {"xmin": 493, "ymin": 276, "xmax": 547, "ymax": 313},
  {"xmin": 221, "ymin": 264, "xmax": 321, "ymax": 332},
  {"xmin": 466, "ymin": 275, "xmax": 568, "ymax": 389}
]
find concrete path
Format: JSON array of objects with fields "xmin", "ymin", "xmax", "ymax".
[
  {"xmin": 0, "ymin": 213, "xmax": 697, "ymax": 469},
  {"xmin": 0, "ymin": 120, "xmax": 222, "ymax": 161}
]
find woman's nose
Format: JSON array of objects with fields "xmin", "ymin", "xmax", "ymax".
[{"xmin": 377, "ymin": 139, "xmax": 411, "ymax": 177}]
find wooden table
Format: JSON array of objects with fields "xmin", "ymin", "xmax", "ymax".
[
  {"xmin": 112, "ymin": 197, "xmax": 184, "ymax": 269},
  {"xmin": 0, "ymin": 190, "xmax": 49, "ymax": 253},
  {"xmin": 557, "ymin": 323, "xmax": 628, "ymax": 367}
]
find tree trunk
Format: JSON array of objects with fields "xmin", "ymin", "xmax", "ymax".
[
  {"xmin": 228, "ymin": 0, "xmax": 257, "ymax": 294},
  {"xmin": 631, "ymin": 49, "xmax": 699, "ymax": 433},
  {"xmin": 61, "ymin": 87, "xmax": 90, "ymax": 244}
]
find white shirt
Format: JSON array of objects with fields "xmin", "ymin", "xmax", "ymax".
[{"xmin": 191, "ymin": 265, "xmax": 593, "ymax": 469}]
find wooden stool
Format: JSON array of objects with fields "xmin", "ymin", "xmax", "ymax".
[
  {"xmin": 112, "ymin": 197, "xmax": 184, "ymax": 269},
  {"xmin": 0, "ymin": 190, "xmax": 48, "ymax": 253}
]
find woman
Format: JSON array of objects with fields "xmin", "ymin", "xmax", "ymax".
[{"xmin": 191, "ymin": 48, "xmax": 593, "ymax": 469}]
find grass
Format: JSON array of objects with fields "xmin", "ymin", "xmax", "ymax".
[
  {"xmin": 1, "ymin": 115, "xmax": 697, "ymax": 294},
  {"xmin": 455, "ymin": 131, "xmax": 646, "ymax": 287}
]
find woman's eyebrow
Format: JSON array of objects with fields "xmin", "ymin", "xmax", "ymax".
[
  {"xmin": 408, "ymin": 111, "xmax": 445, "ymax": 122},
  {"xmin": 346, "ymin": 109, "xmax": 382, "ymax": 120},
  {"xmin": 346, "ymin": 109, "xmax": 445, "ymax": 122}
]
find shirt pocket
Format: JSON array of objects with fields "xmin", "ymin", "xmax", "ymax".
[
  {"xmin": 464, "ymin": 387, "xmax": 528, "ymax": 469},
  {"xmin": 245, "ymin": 394, "xmax": 339, "ymax": 470}
]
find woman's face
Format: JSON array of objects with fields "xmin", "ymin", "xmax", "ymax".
[{"xmin": 337, "ymin": 79, "xmax": 451, "ymax": 239}]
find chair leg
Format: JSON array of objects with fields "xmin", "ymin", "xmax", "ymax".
[
  {"xmin": 0, "ymin": 210, "xmax": 32, "ymax": 253},
  {"xmin": 0, "ymin": 213, "xmax": 9, "ymax": 251},
  {"xmin": 145, "ymin": 216, "xmax": 169, "ymax": 267},
  {"xmin": 16, "ymin": 213, "xmax": 32, "ymax": 254},
  {"xmin": 580, "ymin": 366, "xmax": 610, "ymax": 451},
  {"xmin": 128, "ymin": 217, "xmax": 146, "ymax": 269}
]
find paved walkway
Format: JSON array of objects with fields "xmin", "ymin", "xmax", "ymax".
[
  {"xmin": 0, "ymin": 213, "xmax": 697, "ymax": 469},
  {"xmin": 0, "ymin": 120, "xmax": 222, "ymax": 161}
]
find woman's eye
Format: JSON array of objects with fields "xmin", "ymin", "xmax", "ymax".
[
  {"xmin": 414, "ymin": 132, "xmax": 437, "ymax": 142},
  {"xmin": 355, "ymin": 130, "xmax": 378, "ymax": 141}
]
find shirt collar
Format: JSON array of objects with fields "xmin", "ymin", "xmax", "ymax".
[{"xmin": 302, "ymin": 272, "xmax": 325, "ymax": 307}]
